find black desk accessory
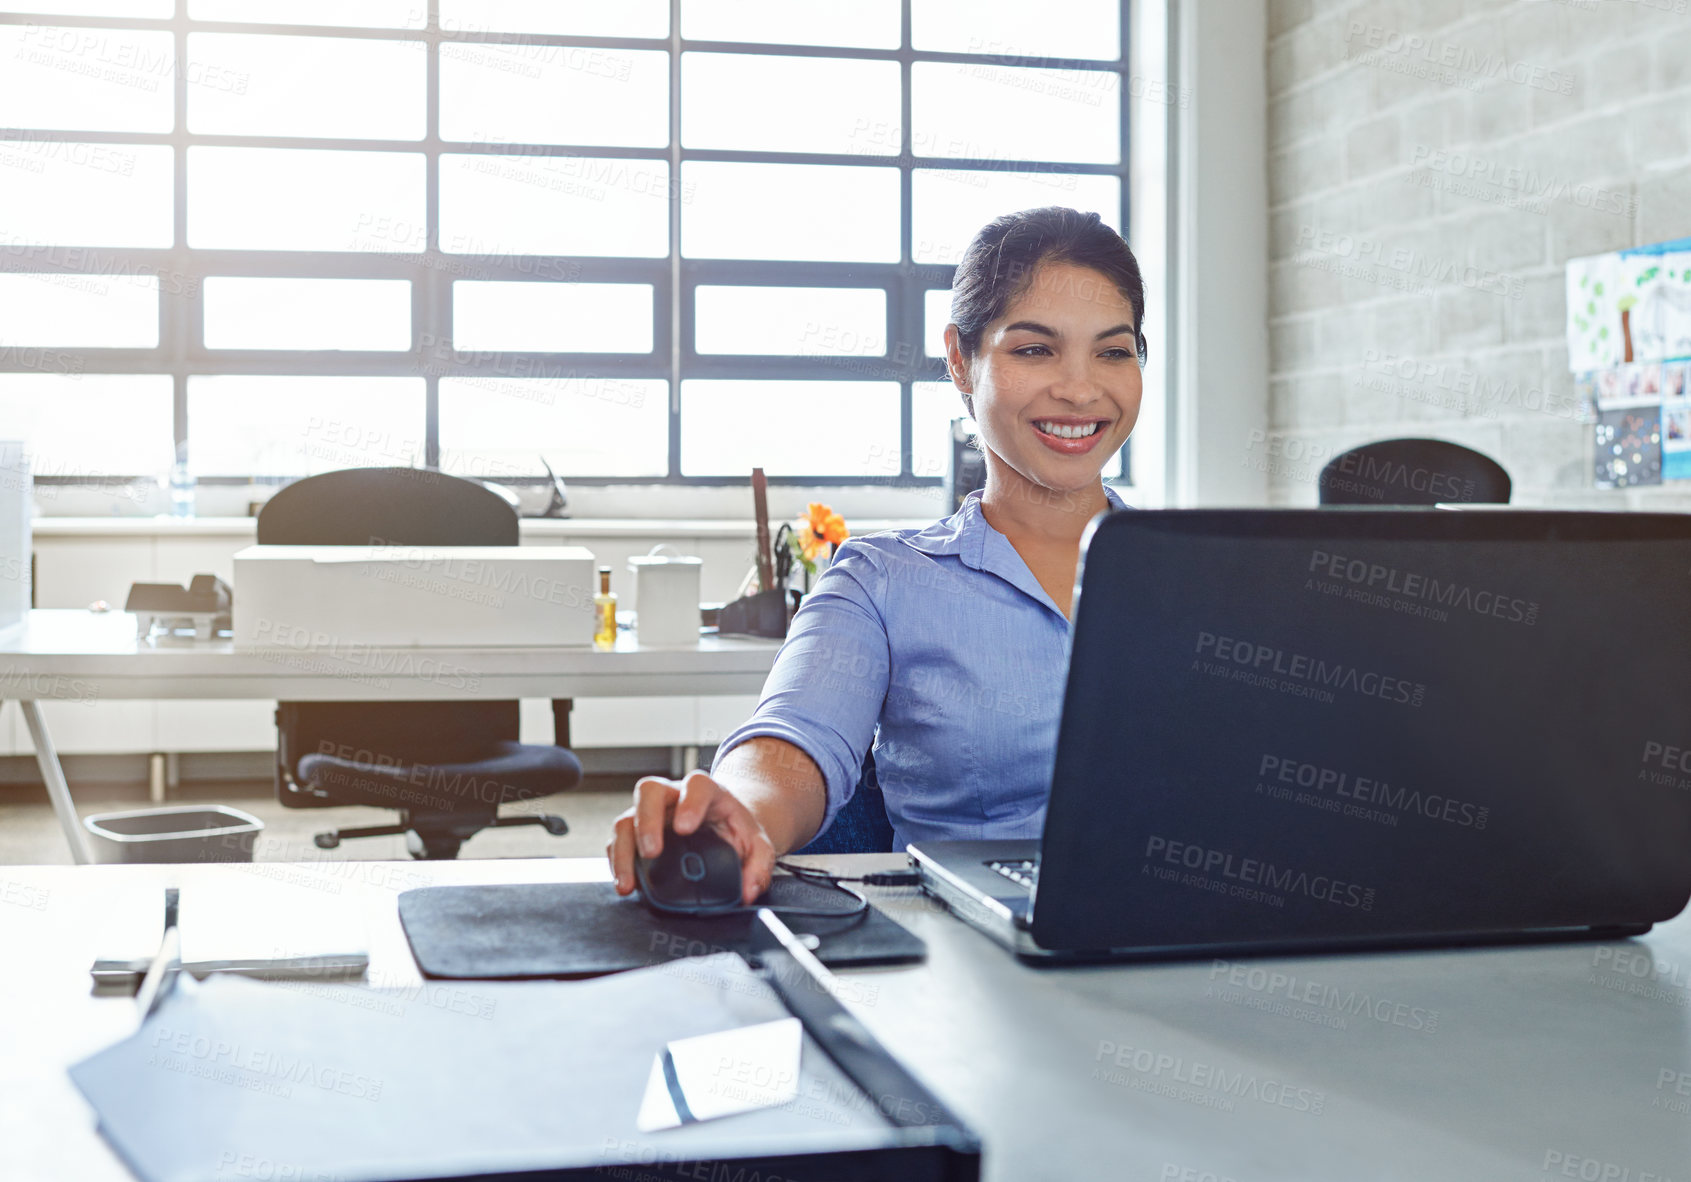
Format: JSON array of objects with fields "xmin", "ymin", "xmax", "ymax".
[
  {"xmin": 945, "ymin": 417, "xmax": 986, "ymax": 514},
  {"xmin": 123, "ymin": 574, "xmax": 232, "ymax": 639},
  {"xmin": 536, "ymin": 455, "xmax": 570, "ymax": 518},
  {"xmin": 772, "ymin": 521, "xmax": 795, "ymax": 585},
  {"xmin": 749, "ymin": 910, "xmax": 974, "ymax": 1140},
  {"xmin": 397, "ymin": 877, "xmax": 923, "ymax": 979},
  {"xmin": 717, "ymin": 587, "xmax": 790, "ymax": 639},
  {"xmin": 635, "ymin": 824, "xmax": 748, "ymax": 916},
  {"xmin": 132, "ymin": 888, "xmax": 183, "ymax": 1024},
  {"xmin": 751, "ymin": 466, "xmax": 774, "ymax": 591},
  {"xmin": 719, "ymin": 491, "xmax": 797, "ymax": 639},
  {"xmin": 69, "ymin": 931, "xmax": 979, "ymax": 1181}
]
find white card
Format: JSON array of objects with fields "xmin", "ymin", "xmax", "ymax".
[{"xmin": 635, "ymin": 1017, "xmax": 803, "ymax": 1132}]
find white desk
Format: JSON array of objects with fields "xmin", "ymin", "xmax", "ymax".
[
  {"xmin": 0, "ymin": 610, "xmax": 779, "ymax": 864},
  {"xmin": 4, "ymin": 855, "xmax": 1690, "ymax": 1181}
]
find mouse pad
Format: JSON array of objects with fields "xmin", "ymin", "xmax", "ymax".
[{"xmin": 397, "ymin": 878, "xmax": 926, "ymax": 979}]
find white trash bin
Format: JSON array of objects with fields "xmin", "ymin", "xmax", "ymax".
[{"xmin": 83, "ymin": 804, "xmax": 264, "ymax": 864}]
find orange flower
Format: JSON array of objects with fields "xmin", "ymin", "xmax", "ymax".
[{"xmin": 797, "ymin": 501, "xmax": 849, "ymax": 562}]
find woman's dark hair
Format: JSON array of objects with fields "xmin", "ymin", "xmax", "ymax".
[{"xmin": 949, "ymin": 207, "xmax": 1147, "ymax": 415}]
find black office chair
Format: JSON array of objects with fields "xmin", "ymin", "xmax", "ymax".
[
  {"xmin": 258, "ymin": 467, "xmax": 582, "ymax": 859},
  {"xmin": 793, "ymin": 753, "xmax": 896, "ymax": 855},
  {"xmin": 1317, "ymin": 438, "xmax": 1511, "ymax": 505}
]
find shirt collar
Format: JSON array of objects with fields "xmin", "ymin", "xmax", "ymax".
[
  {"xmin": 902, "ymin": 484, "xmax": 1130, "ymax": 619},
  {"xmin": 902, "ymin": 483, "xmax": 1130, "ymax": 562}
]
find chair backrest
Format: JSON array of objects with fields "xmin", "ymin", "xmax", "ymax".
[
  {"xmin": 256, "ymin": 466, "xmax": 519, "ymax": 547},
  {"xmin": 1317, "ymin": 438, "xmax": 1511, "ymax": 506},
  {"xmin": 793, "ymin": 753, "xmax": 896, "ymax": 855},
  {"xmin": 258, "ymin": 468, "xmax": 521, "ymax": 789}
]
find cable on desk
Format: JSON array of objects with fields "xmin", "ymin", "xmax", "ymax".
[
  {"xmin": 776, "ymin": 860, "xmax": 923, "ymax": 889},
  {"xmin": 696, "ymin": 875, "xmax": 871, "ymax": 923}
]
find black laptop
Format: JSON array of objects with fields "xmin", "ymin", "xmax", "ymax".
[{"xmin": 909, "ymin": 508, "xmax": 1691, "ymax": 961}]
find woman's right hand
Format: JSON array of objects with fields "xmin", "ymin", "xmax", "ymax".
[{"xmin": 606, "ymin": 769, "xmax": 778, "ymax": 906}]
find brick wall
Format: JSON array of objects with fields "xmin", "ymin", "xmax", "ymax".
[{"xmin": 1265, "ymin": 0, "xmax": 1691, "ymax": 505}]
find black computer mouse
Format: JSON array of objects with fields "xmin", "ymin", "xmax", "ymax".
[{"xmin": 635, "ymin": 824, "xmax": 745, "ymax": 916}]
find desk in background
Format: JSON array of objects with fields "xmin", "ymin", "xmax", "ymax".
[
  {"xmin": 9, "ymin": 511, "xmax": 934, "ymax": 787},
  {"xmin": 2, "ymin": 854, "xmax": 1688, "ymax": 1181},
  {"xmin": 0, "ymin": 610, "xmax": 779, "ymax": 864}
]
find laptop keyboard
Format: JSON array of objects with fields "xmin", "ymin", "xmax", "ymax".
[{"xmin": 986, "ymin": 858, "xmax": 1040, "ymax": 891}]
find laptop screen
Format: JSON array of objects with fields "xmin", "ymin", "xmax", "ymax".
[{"xmin": 1033, "ymin": 509, "xmax": 1691, "ymax": 952}]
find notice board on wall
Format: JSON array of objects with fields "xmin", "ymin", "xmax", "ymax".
[{"xmin": 1567, "ymin": 237, "xmax": 1691, "ymax": 488}]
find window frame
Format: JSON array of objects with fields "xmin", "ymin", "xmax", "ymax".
[{"xmin": 0, "ymin": 0, "xmax": 1134, "ymax": 490}]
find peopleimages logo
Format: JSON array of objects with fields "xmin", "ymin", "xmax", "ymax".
[
  {"xmin": 1295, "ymin": 225, "xmax": 1526, "ymax": 299},
  {"xmin": 1343, "ymin": 22, "xmax": 1576, "ymax": 95},
  {"xmin": 1591, "ymin": 945, "xmax": 1691, "ymax": 1008},
  {"xmin": 1655, "ymin": 1066, "xmax": 1691, "ymax": 1114},
  {"xmin": 1195, "ymin": 631, "xmax": 1427, "ymax": 707},
  {"xmin": 0, "ymin": 235, "xmax": 201, "ymax": 298},
  {"xmin": 216, "ymin": 1152, "xmax": 349, "ymax": 1182},
  {"xmin": 1540, "ymin": 1149, "xmax": 1676, "ymax": 1182},
  {"xmin": 1323, "ymin": 450, "xmax": 1472, "ymax": 501},
  {"xmin": 1356, "ymin": 349, "xmax": 1585, "ymax": 423},
  {"xmin": 364, "ymin": 538, "xmax": 594, "ymax": 610},
  {"xmin": 1206, "ymin": 960, "xmax": 1440, "ymax": 1033},
  {"xmin": 1642, "ymin": 741, "xmax": 1691, "ymax": 772},
  {"xmin": 248, "ymin": 618, "xmax": 481, "ymax": 693},
  {"xmin": 1308, "ymin": 550, "xmax": 1540, "ymax": 626},
  {"xmin": 147, "ymin": 1025, "xmax": 382, "ymax": 1101},
  {"xmin": 1639, "ymin": 740, "xmax": 1691, "ymax": 791},
  {"xmin": 1409, "ymin": 145, "xmax": 1635, "ymax": 217},
  {"xmin": 1092, "ymin": 1039, "xmax": 1326, "ymax": 1114},
  {"xmin": 1144, "ymin": 836, "xmax": 1378, "ymax": 911},
  {"xmin": 1257, "ymin": 754, "xmax": 1490, "ymax": 830}
]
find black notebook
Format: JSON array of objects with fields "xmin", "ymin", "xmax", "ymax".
[
  {"xmin": 69, "ymin": 954, "xmax": 978, "ymax": 1182},
  {"xmin": 398, "ymin": 877, "xmax": 926, "ymax": 979}
]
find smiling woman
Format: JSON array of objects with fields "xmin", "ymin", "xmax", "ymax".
[
  {"xmin": 943, "ymin": 207, "xmax": 1146, "ymax": 616},
  {"xmin": 609, "ymin": 207, "xmax": 1149, "ymax": 901}
]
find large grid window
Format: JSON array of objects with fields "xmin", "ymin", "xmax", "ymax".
[{"xmin": 0, "ymin": 1, "xmax": 1132, "ymax": 491}]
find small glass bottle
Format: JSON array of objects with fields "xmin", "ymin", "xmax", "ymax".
[{"xmin": 593, "ymin": 566, "xmax": 617, "ymax": 650}]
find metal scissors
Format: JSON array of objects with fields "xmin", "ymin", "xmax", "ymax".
[{"xmin": 771, "ymin": 522, "xmax": 795, "ymax": 587}]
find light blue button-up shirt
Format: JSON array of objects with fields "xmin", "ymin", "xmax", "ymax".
[{"xmin": 714, "ymin": 485, "xmax": 1128, "ymax": 849}]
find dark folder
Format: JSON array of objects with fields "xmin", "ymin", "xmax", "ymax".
[{"xmin": 69, "ymin": 949, "xmax": 978, "ymax": 1182}]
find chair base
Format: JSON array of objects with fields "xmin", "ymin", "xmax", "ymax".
[{"xmin": 312, "ymin": 809, "xmax": 569, "ymax": 860}]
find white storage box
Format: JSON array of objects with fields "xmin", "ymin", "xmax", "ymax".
[
  {"xmin": 232, "ymin": 545, "xmax": 596, "ymax": 648},
  {"xmin": 628, "ymin": 547, "xmax": 703, "ymax": 647},
  {"xmin": 0, "ymin": 441, "xmax": 27, "ymax": 637}
]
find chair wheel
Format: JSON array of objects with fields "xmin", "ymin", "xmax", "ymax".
[
  {"xmin": 541, "ymin": 816, "xmax": 569, "ymax": 836},
  {"xmin": 313, "ymin": 832, "xmax": 340, "ymax": 849},
  {"xmin": 406, "ymin": 830, "xmax": 461, "ymax": 860}
]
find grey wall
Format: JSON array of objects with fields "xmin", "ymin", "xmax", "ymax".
[{"xmin": 1265, "ymin": 0, "xmax": 1691, "ymax": 505}]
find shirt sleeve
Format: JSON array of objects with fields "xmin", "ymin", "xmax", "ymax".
[{"xmin": 711, "ymin": 537, "xmax": 890, "ymax": 837}]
